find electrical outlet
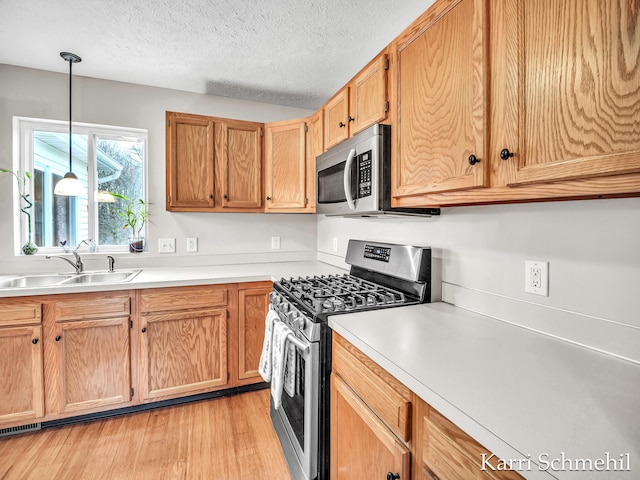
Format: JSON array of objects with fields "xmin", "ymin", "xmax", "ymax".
[
  {"xmin": 186, "ymin": 237, "xmax": 198, "ymax": 253},
  {"xmin": 271, "ymin": 236, "xmax": 281, "ymax": 250},
  {"xmin": 525, "ymin": 260, "xmax": 548, "ymax": 296},
  {"xmin": 158, "ymin": 238, "xmax": 176, "ymax": 253},
  {"xmin": 332, "ymin": 237, "xmax": 338, "ymax": 252}
]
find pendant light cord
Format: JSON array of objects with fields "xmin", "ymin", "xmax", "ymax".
[{"xmin": 68, "ymin": 56, "xmax": 73, "ymax": 173}]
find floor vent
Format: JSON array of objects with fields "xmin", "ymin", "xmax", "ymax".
[{"xmin": 0, "ymin": 422, "xmax": 41, "ymax": 438}]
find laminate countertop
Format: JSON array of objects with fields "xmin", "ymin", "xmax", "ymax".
[
  {"xmin": 328, "ymin": 302, "xmax": 640, "ymax": 480},
  {"xmin": 0, "ymin": 261, "xmax": 347, "ymax": 298}
]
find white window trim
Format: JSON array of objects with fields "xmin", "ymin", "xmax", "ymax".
[{"xmin": 13, "ymin": 116, "xmax": 148, "ymax": 256}]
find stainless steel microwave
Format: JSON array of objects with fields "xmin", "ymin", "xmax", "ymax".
[{"xmin": 315, "ymin": 124, "xmax": 440, "ymax": 217}]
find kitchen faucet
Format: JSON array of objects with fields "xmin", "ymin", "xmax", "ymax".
[{"xmin": 46, "ymin": 251, "xmax": 84, "ymax": 273}]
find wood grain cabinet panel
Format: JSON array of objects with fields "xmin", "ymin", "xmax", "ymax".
[
  {"xmin": 0, "ymin": 325, "xmax": 44, "ymax": 426},
  {"xmin": 0, "ymin": 302, "xmax": 41, "ymax": 327},
  {"xmin": 166, "ymin": 111, "xmax": 216, "ymax": 209},
  {"xmin": 331, "ymin": 374, "xmax": 410, "ymax": 480},
  {"xmin": 324, "ymin": 88, "xmax": 350, "ymax": 149},
  {"xmin": 237, "ymin": 284, "xmax": 271, "ymax": 382},
  {"xmin": 264, "ymin": 118, "xmax": 310, "ymax": 212},
  {"xmin": 217, "ymin": 119, "xmax": 263, "ymax": 209},
  {"xmin": 494, "ymin": 0, "xmax": 640, "ymax": 186},
  {"xmin": 140, "ymin": 285, "xmax": 228, "ymax": 314},
  {"xmin": 306, "ymin": 109, "xmax": 323, "ymax": 211},
  {"xmin": 140, "ymin": 308, "xmax": 228, "ymax": 401},
  {"xmin": 392, "ymin": 0, "xmax": 488, "ymax": 198}
]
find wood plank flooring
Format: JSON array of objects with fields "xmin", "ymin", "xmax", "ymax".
[{"xmin": 0, "ymin": 389, "xmax": 290, "ymax": 480}]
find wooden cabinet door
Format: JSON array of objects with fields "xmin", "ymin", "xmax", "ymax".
[
  {"xmin": 217, "ymin": 119, "xmax": 263, "ymax": 209},
  {"xmin": 237, "ymin": 286, "xmax": 271, "ymax": 382},
  {"xmin": 166, "ymin": 111, "xmax": 215, "ymax": 210},
  {"xmin": 393, "ymin": 0, "xmax": 488, "ymax": 198},
  {"xmin": 324, "ymin": 88, "xmax": 350, "ymax": 149},
  {"xmin": 306, "ymin": 109, "xmax": 323, "ymax": 211},
  {"xmin": 331, "ymin": 374, "xmax": 410, "ymax": 480},
  {"xmin": 140, "ymin": 308, "xmax": 228, "ymax": 401},
  {"xmin": 264, "ymin": 119, "xmax": 308, "ymax": 211},
  {"xmin": 0, "ymin": 325, "xmax": 44, "ymax": 426},
  {"xmin": 52, "ymin": 317, "xmax": 131, "ymax": 414},
  {"xmin": 350, "ymin": 53, "xmax": 389, "ymax": 135},
  {"xmin": 493, "ymin": 0, "xmax": 640, "ymax": 186}
]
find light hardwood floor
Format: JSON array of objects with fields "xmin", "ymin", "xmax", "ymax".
[{"xmin": 0, "ymin": 389, "xmax": 290, "ymax": 480}]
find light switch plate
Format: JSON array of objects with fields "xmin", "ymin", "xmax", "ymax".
[
  {"xmin": 158, "ymin": 237, "xmax": 176, "ymax": 253},
  {"xmin": 186, "ymin": 237, "xmax": 198, "ymax": 253},
  {"xmin": 271, "ymin": 236, "xmax": 281, "ymax": 250}
]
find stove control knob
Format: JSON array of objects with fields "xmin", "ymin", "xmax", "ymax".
[
  {"xmin": 292, "ymin": 316, "xmax": 305, "ymax": 330},
  {"xmin": 280, "ymin": 303, "xmax": 290, "ymax": 313}
]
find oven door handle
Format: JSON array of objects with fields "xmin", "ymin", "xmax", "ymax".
[
  {"xmin": 286, "ymin": 333, "xmax": 310, "ymax": 355},
  {"xmin": 343, "ymin": 148, "xmax": 357, "ymax": 210}
]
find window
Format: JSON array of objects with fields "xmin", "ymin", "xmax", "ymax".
[{"xmin": 15, "ymin": 117, "xmax": 147, "ymax": 253}]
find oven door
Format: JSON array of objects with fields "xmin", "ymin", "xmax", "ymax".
[{"xmin": 271, "ymin": 334, "xmax": 319, "ymax": 480}]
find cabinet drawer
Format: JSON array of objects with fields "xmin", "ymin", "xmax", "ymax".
[
  {"xmin": 55, "ymin": 294, "xmax": 131, "ymax": 321},
  {"xmin": 140, "ymin": 285, "xmax": 228, "ymax": 314},
  {"xmin": 0, "ymin": 302, "xmax": 42, "ymax": 327},
  {"xmin": 423, "ymin": 407, "xmax": 523, "ymax": 480},
  {"xmin": 332, "ymin": 333, "xmax": 411, "ymax": 443}
]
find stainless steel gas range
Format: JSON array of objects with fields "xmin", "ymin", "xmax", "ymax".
[{"xmin": 269, "ymin": 239, "xmax": 433, "ymax": 480}]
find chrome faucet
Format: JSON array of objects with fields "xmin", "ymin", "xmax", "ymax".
[
  {"xmin": 107, "ymin": 256, "xmax": 115, "ymax": 272},
  {"xmin": 46, "ymin": 251, "xmax": 84, "ymax": 273}
]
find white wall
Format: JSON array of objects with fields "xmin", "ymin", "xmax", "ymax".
[
  {"xmin": 0, "ymin": 64, "xmax": 316, "ymax": 273},
  {"xmin": 317, "ymin": 198, "xmax": 640, "ymax": 359}
]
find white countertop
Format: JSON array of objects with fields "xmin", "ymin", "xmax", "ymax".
[
  {"xmin": 329, "ymin": 302, "xmax": 640, "ymax": 480},
  {"xmin": 0, "ymin": 261, "xmax": 347, "ymax": 298}
]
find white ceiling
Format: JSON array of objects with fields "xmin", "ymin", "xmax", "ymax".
[{"xmin": 0, "ymin": 0, "xmax": 434, "ymax": 110}]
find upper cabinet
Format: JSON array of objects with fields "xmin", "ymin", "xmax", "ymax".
[
  {"xmin": 264, "ymin": 118, "xmax": 313, "ymax": 212},
  {"xmin": 391, "ymin": 0, "xmax": 488, "ymax": 199},
  {"xmin": 166, "ymin": 111, "xmax": 263, "ymax": 212},
  {"xmin": 492, "ymin": 0, "xmax": 640, "ymax": 187},
  {"xmin": 324, "ymin": 52, "xmax": 389, "ymax": 150}
]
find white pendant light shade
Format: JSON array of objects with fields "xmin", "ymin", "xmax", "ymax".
[
  {"xmin": 54, "ymin": 172, "xmax": 85, "ymax": 196},
  {"xmin": 55, "ymin": 51, "xmax": 84, "ymax": 197}
]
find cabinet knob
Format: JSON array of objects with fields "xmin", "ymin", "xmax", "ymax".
[
  {"xmin": 500, "ymin": 148, "xmax": 514, "ymax": 160},
  {"xmin": 209, "ymin": 193, "xmax": 214, "ymax": 199},
  {"xmin": 141, "ymin": 327, "xmax": 147, "ymax": 333},
  {"xmin": 338, "ymin": 122, "xmax": 346, "ymax": 128},
  {"xmin": 55, "ymin": 335, "xmax": 61, "ymax": 342},
  {"xmin": 468, "ymin": 154, "xmax": 480, "ymax": 165},
  {"xmin": 266, "ymin": 196, "xmax": 271, "ymax": 201},
  {"xmin": 32, "ymin": 338, "xmax": 39, "ymax": 345},
  {"xmin": 347, "ymin": 116, "xmax": 355, "ymax": 123},
  {"xmin": 386, "ymin": 473, "xmax": 400, "ymax": 480},
  {"xmin": 223, "ymin": 194, "xmax": 228, "ymax": 200}
]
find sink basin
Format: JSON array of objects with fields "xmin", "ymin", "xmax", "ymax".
[
  {"xmin": 61, "ymin": 270, "xmax": 141, "ymax": 284},
  {"xmin": 0, "ymin": 274, "xmax": 74, "ymax": 288}
]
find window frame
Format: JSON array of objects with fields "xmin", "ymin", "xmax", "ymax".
[{"xmin": 14, "ymin": 116, "xmax": 148, "ymax": 255}]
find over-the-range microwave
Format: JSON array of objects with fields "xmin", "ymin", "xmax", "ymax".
[{"xmin": 315, "ymin": 124, "xmax": 440, "ymax": 217}]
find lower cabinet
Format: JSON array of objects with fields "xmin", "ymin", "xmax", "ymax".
[
  {"xmin": 333, "ymin": 333, "xmax": 524, "ymax": 480},
  {"xmin": 0, "ymin": 301, "xmax": 44, "ymax": 426},
  {"xmin": 139, "ymin": 285, "xmax": 230, "ymax": 401},
  {"xmin": 46, "ymin": 293, "xmax": 133, "ymax": 416},
  {"xmin": 236, "ymin": 282, "xmax": 271, "ymax": 384}
]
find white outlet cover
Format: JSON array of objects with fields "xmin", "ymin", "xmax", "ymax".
[
  {"xmin": 271, "ymin": 236, "xmax": 281, "ymax": 250},
  {"xmin": 158, "ymin": 237, "xmax": 176, "ymax": 253},
  {"xmin": 332, "ymin": 237, "xmax": 338, "ymax": 252},
  {"xmin": 186, "ymin": 237, "xmax": 198, "ymax": 253},
  {"xmin": 525, "ymin": 260, "xmax": 549, "ymax": 296}
]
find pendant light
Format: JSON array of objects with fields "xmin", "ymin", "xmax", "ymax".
[{"xmin": 54, "ymin": 52, "xmax": 85, "ymax": 196}]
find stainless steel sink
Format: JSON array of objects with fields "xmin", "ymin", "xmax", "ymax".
[
  {"xmin": 0, "ymin": 274, "xmax": 75, "ymax": 288},
  {"xmin": 61, "ymin": 270, "xmax": 141, "ymax": 284},
  {"xmin": 0, "ymin": 270, "xmax": 141, "ymax": 289}
]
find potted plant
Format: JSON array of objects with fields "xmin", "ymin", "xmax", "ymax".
[
  {"xmin": 111, "ymin": 193, "xmax": 149, "ymax": 252},
  {"xmin": 1, "ymin": 168, "xmax": 38, "ymax": 255}
]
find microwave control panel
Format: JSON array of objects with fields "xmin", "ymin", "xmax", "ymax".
[{"xmin": 357, "ymin": 151, "xmax": 372, "ymax": 198}]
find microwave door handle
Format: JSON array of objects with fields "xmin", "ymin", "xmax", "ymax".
[{"xmin": 343, "ymin": 148, "xmax": 357, "ymax": 210}]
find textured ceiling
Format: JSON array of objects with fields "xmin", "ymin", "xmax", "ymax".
[{"xmin": 0, "ymin": 0, "xmax": 435, "ymax": 109}]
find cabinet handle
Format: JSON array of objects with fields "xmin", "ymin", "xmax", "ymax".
[
  {"xmin": 31, "ymin": 338, "xmax": 39, "ymax": 345},
  {"xmin": 386, "ymin": 473, "xmax": 400, "ymax": 480},
  {"xmin": 141, "ymin": 327, "xmax": 147, "ymax": 333},
  {"xmin": 500, "ymin": 148, "xmax": 514, "ymax": 160},
  {"xmin": 55, "ymin": 335, "xmax": 61, "ymax": 342},
  {"xmin": 347, "ymin": 116, "xmax": 355, "ymax": 123},
  {"xmin": 338, "ymin": 122, "xmax": 346, "ymax": 128},
  {"xmin": 468, "ymin": 154, "xmax": 480, "ymax": 165},
  {"xmin": 266, "ymin": 196, "xmax": 271, "ymax": 201}
]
